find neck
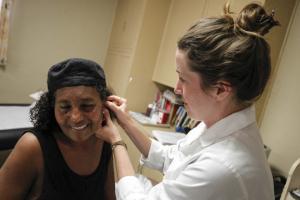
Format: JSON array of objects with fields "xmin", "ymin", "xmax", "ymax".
[
  {"xmin": 54, "ymin": 131, "xmax": 102, "ymax": 150},
  {"xmin": 204, "ymin": 102, "xmax": 248, "ymax": 128}
]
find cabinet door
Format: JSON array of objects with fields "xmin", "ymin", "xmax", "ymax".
[
  {"xmin": 104, "ymin": 0, "xmax": 146, "ymax": 96},
  {"xmin": 152, "ymin": 0, "xmax": 207, "ymax": 88},
  {"xmin": 152, "ymin": 0, "xmax": 264, "ymax": 88}
]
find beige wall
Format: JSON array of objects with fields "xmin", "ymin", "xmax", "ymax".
[
  {"xmin": 0, "ymin": 0, "xmax": 117, "ymax": 103},
  {"xmin": 260, "ymin": 0, "xmax": 300, "ymax": 176},
  {"xmin": 256, "ymin": 0, "xmax": 296, "ymax": 123}
]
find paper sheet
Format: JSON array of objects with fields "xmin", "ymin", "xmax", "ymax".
[{"xmin": 0, "ymin": 106, "xmax": 33, "ymax": 130}]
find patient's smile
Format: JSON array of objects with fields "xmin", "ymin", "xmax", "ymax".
[{"xmin": 71, "ymin": 124, "xmax": 88, "ymax": 131}]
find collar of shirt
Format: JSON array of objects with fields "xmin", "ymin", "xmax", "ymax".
[{"xmin": 180, "ymin": 105, "xmax": 256, "ymax": 155}]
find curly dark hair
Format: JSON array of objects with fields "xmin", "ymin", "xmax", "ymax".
[{"xmin": 30, "ymin": 86, "xmax": 113, "ymax": 133}]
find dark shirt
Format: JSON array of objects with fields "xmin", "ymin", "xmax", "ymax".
[{"xmin": 29, "ymin": 129, "xmax": 112, "ymax": 200}]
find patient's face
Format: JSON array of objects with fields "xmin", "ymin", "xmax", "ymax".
[{"xmin": 54, "ymin": 85, "xmax": 103, "ymax": 142}]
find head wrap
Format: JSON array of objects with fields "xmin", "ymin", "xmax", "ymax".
[{"xmin": 47, "ymin": 58, "xmax": 106, "ymax": 94}]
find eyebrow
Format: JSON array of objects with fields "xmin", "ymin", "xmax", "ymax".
[
  {"xmin": 56, "ymin": 99, "xmax": 69, "ymax": 103},
  {"xmin": 80, "ymin": 98, "xmax": 95, "ymax": 102},
  {"xmin": 56, "ymin": 97, "xmax": 95, "ymax": 103}
]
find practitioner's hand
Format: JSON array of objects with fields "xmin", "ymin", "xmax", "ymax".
[
  {"xmin": 95, "ymin": 108, "xmax": 121, "ymax": 144},
  {"xmin": 105, "ymin": 95, "xmax": 132, "ymax": 129}
]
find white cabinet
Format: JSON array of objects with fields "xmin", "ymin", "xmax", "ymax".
[
  {"xmin": 152, "ymin": 0, "xmax": 207, "ymax": 88},
  {"xmin": 104, "ymin": 0, "xmax": 171, "ymax": 113},
  {"xmin": 152, "ymin": 0, "xmax": 264, "ymax": 88}
]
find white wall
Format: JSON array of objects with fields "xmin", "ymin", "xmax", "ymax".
[
  {"xmin": 0, "ymin": 0, "xmax": 117, "ymax": 103},
  {"xmin": 260, "ymin": 1, "xmax": 300, "ymax": 176}
]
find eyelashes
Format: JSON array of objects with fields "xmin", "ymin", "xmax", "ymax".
[{"xmin": 58, "ymin": 104, "xmax": 96, "ymax": 113}]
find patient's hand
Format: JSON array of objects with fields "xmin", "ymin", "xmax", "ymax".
[{"xmin": 95, "ymin": 108, "xmax": 121, "ymax": 144}]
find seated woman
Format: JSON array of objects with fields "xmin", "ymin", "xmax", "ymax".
[{"xmin": 0, "ymin": 58, "xmax": 115, "ymax": 199}]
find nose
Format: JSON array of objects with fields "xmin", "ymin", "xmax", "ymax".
[
  {"xmin": 70, "ymin": 108, "xmax": 83, "ymax": 123},
  {"xmin": 174, "ymin": 80, "xmax": 182, "ymax": 95}
]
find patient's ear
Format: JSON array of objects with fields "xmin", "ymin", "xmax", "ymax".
[{"xmin": 101, "ymin": 112, "xmax": 107, "ymax": 126}]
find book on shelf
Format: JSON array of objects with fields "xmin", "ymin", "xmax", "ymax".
[
  {"xmin": 171, "ymin": 105, "xmax": 200, "ymax": 133},
  {"xmin": 154, "ymin": 89, "xmax": 183, "ymax": 125},
  {"xmin": 129, "ymin": 111, "xmax": 170, "ymax": 128},
  {"xmin": 141, "ymin": 89, "xmax": 201, "ymax": 131}
]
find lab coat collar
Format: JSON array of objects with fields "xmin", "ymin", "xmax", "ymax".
[{"xmin": 181, "ymin": 105, "xmax": 256, "ymax": 155}]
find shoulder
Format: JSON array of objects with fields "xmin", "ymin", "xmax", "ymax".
[
  {"xmin": 0, "ymin": 131, "xmax": 43, "ymax": 177},
  {"xmin": 0, "ymin": 132, "xmax": 43, "ymax": 198},
  {"xmin": 2, "ymin": 131, "xmax": 43, "ymax": 172},
  {"xmin": 16, "ymin": 132, "xmax": 43, "ymax": 158}
]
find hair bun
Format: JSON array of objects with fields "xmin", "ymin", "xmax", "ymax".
[{"xmin": 236, "ymin": 3, "xmax": 280, "ymax": 36}]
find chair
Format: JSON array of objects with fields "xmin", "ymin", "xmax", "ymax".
[{"xmin": 280, "ymin": 158, "xmax": 300, "ymax": 200}]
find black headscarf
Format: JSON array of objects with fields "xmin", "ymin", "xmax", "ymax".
[{"xmin": 47, "ymin": 58, "xmax": 106, "ymax": 94}]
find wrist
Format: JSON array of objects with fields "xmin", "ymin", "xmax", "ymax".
[
  {"xmin": 111, "ymin": 140, "xmax": 127, "ymax": 151},
  {"xmin": 111, "ymin": 135, "xmax": 122, "ymax": 144}
]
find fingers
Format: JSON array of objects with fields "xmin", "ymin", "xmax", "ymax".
[
  {"xmin": 107, "ymin": 95, "xmax": 126, "ymax": 106},
  {"xmin": 107, "ymin": 95, "xmax": 122, "ymax": 101},
  {"xmin": 102, "ymin": 108, "xmax": 112, "ymax": 125},
  {"xmin": 96, "ymin": 108, "xmax": 122, "ymax": 144},
  {"xmin": 106, "ymin": 95, "xmax": 127, "ymax": 113},
  {"xmin": 105, "ymin": 95, "xmax": 129, "ymax": 129},
  {"xmin": 105, "ymin": 100, "xmax": 118, "ymax": 113}
]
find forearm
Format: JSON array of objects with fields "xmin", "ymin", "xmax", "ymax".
[
  {"xmin": 105, "ymin": 96, "xmax": 152, "ymax": 158},
  {"xmin": 121, "ymin": 117, "xmax": 152, "ymax": 158},
  {"xmin": 113, "ymin": 145, "xmax": 135, "ymax": 181}
]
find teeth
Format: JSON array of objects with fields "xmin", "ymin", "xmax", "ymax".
[{"xmin": 72, "ymin": 124, "xmax": 87, "ymax": 130}]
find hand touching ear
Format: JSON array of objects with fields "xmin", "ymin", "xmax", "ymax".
[
  {"xmin": 105, "ymin": 95, "xmax": 132, "ymax": 128},
  {"xmin": 95, "ymin": 108, "xmax": 121, "ymax": 144}
]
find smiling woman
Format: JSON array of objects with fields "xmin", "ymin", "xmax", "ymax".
[
  {"xmin": 54, "ymin": 86, "xmax": 105, "ymax": 142},
  {"xmin": 0, "ymin": 58, "xmax": 116, "ymax": 199}
]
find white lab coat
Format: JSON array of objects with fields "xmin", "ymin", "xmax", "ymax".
[{"xmin": 116, "ymin": 106, "xmax": 274, "ymax": 200}]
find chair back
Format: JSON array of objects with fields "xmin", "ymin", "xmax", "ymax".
[{"xmin": 280, "ymin": 158, "xmax": 300, "ymax": 200}]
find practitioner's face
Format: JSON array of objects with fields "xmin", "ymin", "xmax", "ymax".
[
  {"xmin": 174, "ymin": 49, "xmax": 216, "ymax": 122},
  {"xmin": 54, "ymin": 86, "xmax": 103, "ymax": 142}
]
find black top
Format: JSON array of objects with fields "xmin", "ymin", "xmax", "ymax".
[{"xmin": 29, "ymin": 129, "xmax": 112, "ymax": 200}]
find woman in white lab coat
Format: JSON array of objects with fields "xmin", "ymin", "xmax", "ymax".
[{"xmin": 96, "ymin": 3, "xmax": 279, "ymax": 200}]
